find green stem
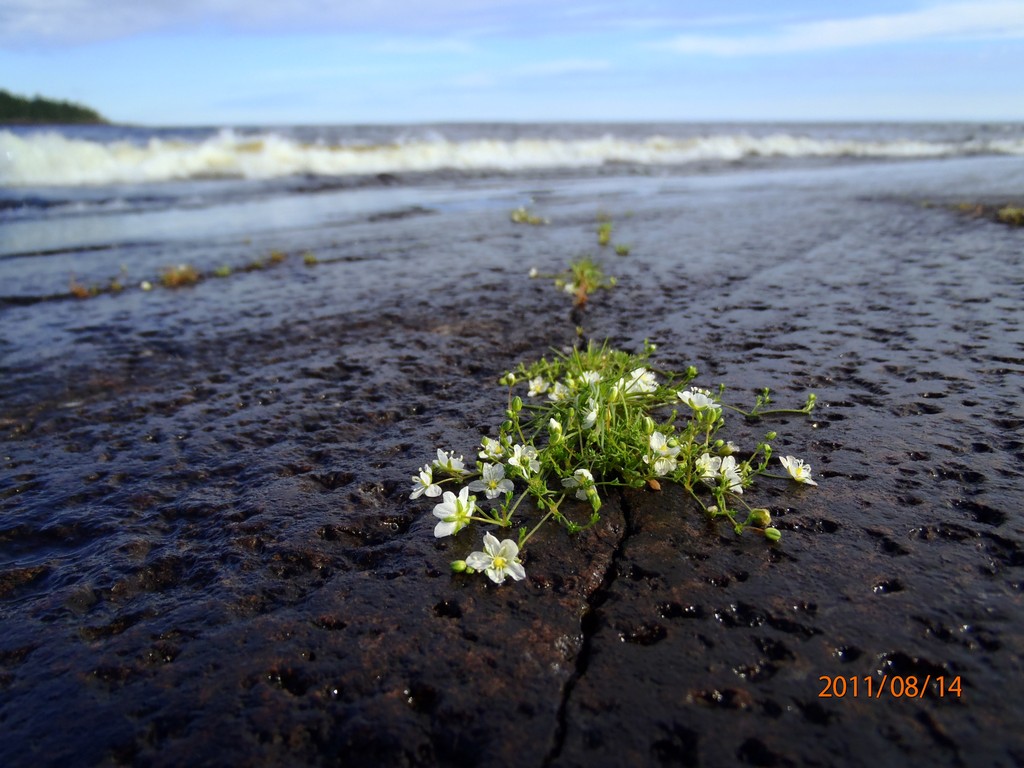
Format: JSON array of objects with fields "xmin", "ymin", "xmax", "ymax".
[{"xmin": 520, "ymin": 510, "xmax": 553, "ymax": 548}]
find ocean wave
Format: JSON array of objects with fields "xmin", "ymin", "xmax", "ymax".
[{"xmin": 3, "ymin": 128, "xmax": 1023, "ymax": 187}]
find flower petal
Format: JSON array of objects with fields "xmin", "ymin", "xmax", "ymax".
[
  {"xmin": 497, "ymin": 538, "xmax": 519, "ymax": 559},
  {"xmin": 482, "ymin": 532, "xmax": 501, "ymax": 555},
  {"xmin": 465, "ymin": 551, "xmax": 491, "ymax": 570},
  {"xmin": 434, "ymin": 520, "xmax": 457, "ymax": 538}
]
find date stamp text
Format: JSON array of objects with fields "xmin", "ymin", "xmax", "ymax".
[{"xmin": 818, "ymin": 675, "xmax": 962, "ymax": 699}]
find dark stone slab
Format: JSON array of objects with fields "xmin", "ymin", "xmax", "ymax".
[{"xmin": 2, "ymin": 160, "xmax": 1023, "ymax": 766}]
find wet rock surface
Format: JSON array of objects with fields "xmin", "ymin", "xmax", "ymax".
[{"xmin": 2, "ymin": 158, "xmax": 1023, "ymax": 766}]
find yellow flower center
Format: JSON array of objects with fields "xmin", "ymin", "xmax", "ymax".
[{"xmin": 491, "ymin": 556, "xmax": 507, "ymax": 570}]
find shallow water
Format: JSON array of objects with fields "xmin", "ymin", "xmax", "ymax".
[{"xmin": 1, "ymin": 155, "xmax": 1023, "ymax": 766}]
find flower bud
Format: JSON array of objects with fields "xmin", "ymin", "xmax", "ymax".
[
  {"xmin": 765, "ymin": 431, "xmax": 777, "ymax": 441},
  {"xmin": 642, "ymin": 416, "xmax": 656, "ymax": 434},
  {"xmin": 450, "ymin": 560, "xmax": 468, "ymax": 573},
  {"xmin": 511, "ymin": 396, "xmax": 523, "ymax": 413},
  {"xmin": 750, "ymin": 508, "xmax": 772, "ymax": 527},
  {"xmin": 764, "ymin": 527, "xmax": 782, "ymax": 542}
]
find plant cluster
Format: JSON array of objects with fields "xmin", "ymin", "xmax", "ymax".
[
  {"xmin": 529, "ymin": 258, "xmax": 617, "ymax": 308},
  {"xmin": 66, "ymin": 250, "xmax": 316, "ymax": 300},
  {"xmin": 997, "ymin": 205, "xmax": 1024, "ymax": 226},
  {"xmin": 410, "ymin": 341, "xmax": 818, "ymax": 585},
  {"xmin": 948, "ymin": 201, "xmax": 1024, "ymax": 227},
  {"xmin": 159, "ymin": 263, "xmax": 201, "ymax": 288},
  {"xmin": 510, "ymin": 206, "xmax": 548, "ymax": 225}
]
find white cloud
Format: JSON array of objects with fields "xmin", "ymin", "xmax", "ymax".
[
  {"xmin": 0, "ymin": 0, "xmax": 595, "ymax": 46},
  {"xmin": 665, "ymin": 2, "xmax": 1024, "ymax": 56},
  {"xmin": 0, "ymin": 0, "xmax": 170, "ymax": 43}
]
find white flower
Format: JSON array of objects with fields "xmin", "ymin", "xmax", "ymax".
[
  {"xmin": 528, "ymin": 267, "xmax": 539, "ymax": 278},
  {"xmin": 140, "ymin": 280, "xmax": 153, "ymax": 291},
  {"xmin": 678, "ymin": 387, "xmax": 719, "ymax": 412},
  {"xmin": 507, "ymin": 444, "xmax": 541, "ymax": 477},
  {"xmin": 695, "ymin": 453, "xmax": 743, "ymax": 493},
  {"xmin": 644, "ymin": 431, "xmax": 680, "ymax": 476},
  {"xmin": 695, "ymin": 453, "xmax": 721, "ymax": 480},
  {"xmin": 779, "ymin": 456, "xmax": 818, "ymax": 486},
  {"xmin": 548, "ymin": 418, "xmax": 563, "ymax": 442},
  {"xmin": 433, "ymin": 449, "xmax": 466, "ymax": 476},
  {"xmin": 563, "ymin": 281, "xmax": 577, "ymax": 295},
  {"xmin": 527, "ymin": 376, "xmax": 550, "ymax": 397},
  {"xmin": 561, "ymin": 468, "xmax": 595, "ymax": 500},
  {"xmin": 409, "ymin": 464, "xmax": 442, "ymax": 499},
  {"xmin": 468, "ymin": 462, "xmax": 515, "ymax": 499},
  {"xmin": 582, "ymin": 397, "xmax": 600, "ymax": 430},
  {"xmin": 465, "ymin": 533, "xmax": 526, "ymax": 584},
  {"xmin": 650, "ymin": 457, "xmax": 676, "ymax": 477},
  {"xmin": 578, "ymin": 370, "xmax": 601, "ymax": 388},
  {"xmin": 719, "ymin": 455, "xmax": 744, "ymax": 494},
  {"xmin": 618, "ymin": 367, "xmax": 657, "ymax": 395},
  {"xmin": 478, "ymin": 436, "xmax": 506, "ymax": 462},
  {"xmin": 432, "ymin": 487, "xmax": 477, "ymax": 538},
  {"xmin": 548, "ymin": 381, "xmax": 570, "ymax": 402}
]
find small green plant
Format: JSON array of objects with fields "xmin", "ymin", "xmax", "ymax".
[
  {"xmin": 530, "ymin": 258, "xmax": 616, "ymax": 308},
  {"xmin": 303, "ymin": 252, "xmax": 319, "ymax": 266},
  {"xmin": 212, "ymin": 265, "xmax": 232, "ymax": 278},
  {"xmin": 409, "ymin": 341, "xmax": 818, "ymax": 585},
  {"xmin": 614, "ymin": 244, "xmax": 631, "ymax": 257},
  {"xmin": 68, "ymin": 276, "xmax": 94, "ymax": 299},
  {"xmin": 597, "ymin": 221, "xmax": 612, "ymax": 247},
  {"xmin": 269, "ymin": 250, "xmax": 287, "ymax": 265},
  {"xmin": 159, "ymin": 264, "xmax": 200, "ymax": 288},
  {"xmin": 996, "ymin": 206, "xmax": 1024, "ymax": 226},
  {"xmin": 950, "ymin": 201, "xmax": 1024, "ymax": 226},
  {"xmin": 510, "ymin": 206, "xmax": 548, "ymax": 225}
]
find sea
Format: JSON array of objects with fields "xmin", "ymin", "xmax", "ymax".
[{"xmin": 2, "ymin": 121, "xmax": 1023, "ymax": 299}]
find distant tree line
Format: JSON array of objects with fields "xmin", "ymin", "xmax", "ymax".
[{"xmin": 0, "ymin": 88, "xmax": 107, "ymax": 124}]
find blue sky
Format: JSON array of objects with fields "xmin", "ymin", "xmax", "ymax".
[{"xmin": 1, "ymin": 1, "xmax": 1023, "ymax": 125}]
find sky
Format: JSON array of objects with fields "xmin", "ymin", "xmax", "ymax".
[{"xmin": 1, "ymin": 0, "xmax": 1023, "ymax": 125}]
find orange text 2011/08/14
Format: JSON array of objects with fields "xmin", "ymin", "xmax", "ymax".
[{"xmin": 817, "ymin": 675, "xmax": 962, "ymax": 699}]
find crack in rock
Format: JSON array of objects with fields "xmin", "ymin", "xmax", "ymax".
[{"xmin": 543, "ymin": 489, "xmax": 640, "ymax": 767}]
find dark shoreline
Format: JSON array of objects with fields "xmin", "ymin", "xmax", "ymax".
[{"xmin": 2, "ymin": 158, "xmax": 1023, "ymax": 766}]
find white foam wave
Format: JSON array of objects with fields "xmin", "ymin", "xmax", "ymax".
[{"xmin": 3, "ymin": 128, "xmax": 1022, "ymax": 187}]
